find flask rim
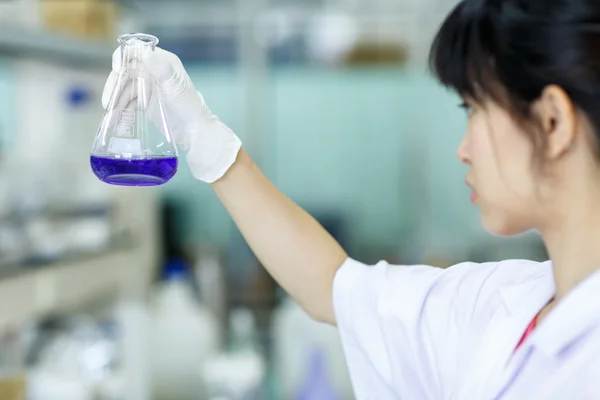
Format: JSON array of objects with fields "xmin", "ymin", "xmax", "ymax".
[{"xmin": 118, "ymin": 33, "xmax": 159, "ymax": 47}]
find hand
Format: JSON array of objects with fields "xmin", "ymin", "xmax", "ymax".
[{"xmin": 102, "ymin": 46, "xmax": 242, "ymax": 183}]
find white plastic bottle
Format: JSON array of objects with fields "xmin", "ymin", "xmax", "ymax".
[
  {"xmin": 150, "ymin": 258, "xmax": 219, "ymax": 400},
  {"xmin": 202, "ymin": 309, "xmax": 266, "ymax": 400},
  {"xmin": 272, "ymin": 296, "xmax": 354, "ymax": 400},
  {"xmin": 109, "ymin": 300, "xmax": 152, "ymax": 400}
]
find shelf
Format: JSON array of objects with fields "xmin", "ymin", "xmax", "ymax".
[
  {"xmin": 0, "ymin": 25, "xmax": 113, "ymax": 68},
  {"xmin": 0, "ymin": 188, "xmax": 161, "ymax": 329},
  {"xmin": 0, "ymin": 245, "xmax": 146, "ymax": 329}
]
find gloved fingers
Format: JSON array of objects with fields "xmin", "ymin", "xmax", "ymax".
[
  {"xmin": 110, "ymin": 45, "xmax": 179, "ymax": 84},
  {"xmin": 141, "ymin": 47, "xmax": 177, "ymax": 82},
  {"xmin": 101, "ymin": 48, "xmax": 124, "ymax": 109},
  {"xmin": 104, "ymin": 45, "xmax": 158, "ymax": 109},
  {"xmin": 101, "ymin": 70, "xmax": 119, "ymax": 109},
  {"xmin": 141, "ymin": 47, "xmax": 193, "ymax": 99},
  {"xmin": 112, "ymin": 47, "xmax": 122, "ymax": 71},
  {"xmin": 101, "ymin": 75, "xmax": 154, "ymax": 135},
  {"xmin": 146, "ymin": 89, "xmax": 173, "ymax": 140},
  {"xmin": 112, "ymin": 45, "xmax": 152, "ymax": 71},
  {"xmin": 100, "ymin": 71, "xmax": 124, "ymax": 129},
  {"xmin": 102, "ymin": 45, "xmax": 176, "ymax": 138},
  {"xmin": 104, "ymin": 72, "xmax": 153, "ymax": 111},
  {"xmin": 105, "ymin": 46, "xmax": 182, "ymax": 109}
]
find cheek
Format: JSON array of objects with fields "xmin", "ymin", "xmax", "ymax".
[
  {"xmin": 494, "ymin": 124, "xmax": 536, "ymax": 199},
  {"xmin": 470, "ymin": 114, "xmax": 537, "ymax": 208},
  {"xmin": 468, "ymin": 119, "xmax": 503, "ymax": 184},
  {"xmin": 467, "ymin": 106, "xmax": 542, "ymax": 235}
]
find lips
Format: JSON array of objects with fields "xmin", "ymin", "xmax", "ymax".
[{"xmin": 466, "ymin": 179, "xmax": 477, "ymax": 203}]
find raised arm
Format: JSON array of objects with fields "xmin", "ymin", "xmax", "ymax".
[{"xmin": 212, "ymin": 148, "xmax": 347, "ymax": 323}]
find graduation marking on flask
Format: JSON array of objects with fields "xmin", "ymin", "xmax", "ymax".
[{"xmin": 116, "ymin": 108, "xmax": 136, "ymax": 137}]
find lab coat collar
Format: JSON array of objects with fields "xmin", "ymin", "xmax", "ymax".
[
  {"xmin": 499, "ymin": 261, "xmax": 555, "ymax": 323},
  {"xmin": 461, "ymin": 262, "xmax": 554, "ymax": 398},
  {"xmin": 530, "ymin": 269, "xmax": 600, "ymax": 358}
]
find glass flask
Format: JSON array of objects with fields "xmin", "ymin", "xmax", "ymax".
[{"xmin": 91, "ymin": 33, "xmax": 178, "ymax": 187}]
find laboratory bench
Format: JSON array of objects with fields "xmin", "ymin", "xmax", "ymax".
[{"xmin": 0, "ymin": 187, "xmax": 161, "ymax": 330}]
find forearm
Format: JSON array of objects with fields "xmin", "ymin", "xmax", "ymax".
[{"xmin": 212, "ymin": 148, "xmax": 347, "ymax": 324}]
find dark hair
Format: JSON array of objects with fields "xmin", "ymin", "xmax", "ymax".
[{"xmin": 429, "ymin": 0, "xmax": 600, "ymax": 154}]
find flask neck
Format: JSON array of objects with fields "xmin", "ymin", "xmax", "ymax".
[
  {"xmin": 120, "ymin": 43, "xmax": 154, "ymax": 72},
  {"xmin": 117, "ymin": 34, "xmax": 158, "ymax": 71}
]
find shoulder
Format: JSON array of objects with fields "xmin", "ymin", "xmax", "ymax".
[
  {"xmin": 335, "ymin": 257, "xmax": 551, "ymax": 301},
  {"xmin": 378, "ymin": 258, "xmax": 551, "ymax": 314},
  {"xmin": 334, "ymin": 257, "xmax": 551, "ymax": 327},
  {"xmin": 442, "ymin": 258, "xmax": 551, "ymax": 285}
]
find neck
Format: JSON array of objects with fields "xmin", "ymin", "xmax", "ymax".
[{"xmin": 541, "ymin": 184, "xmax": 600, "ymax": 300}]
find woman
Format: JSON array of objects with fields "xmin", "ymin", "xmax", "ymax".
[{"xmin": 104, "ymin": 0, "xmax": 600, "ymax": 398}]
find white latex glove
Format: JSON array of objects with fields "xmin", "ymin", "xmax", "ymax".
[{"xmin": 102, "ymin": 46, "xmax": 242, "ymax": 183}]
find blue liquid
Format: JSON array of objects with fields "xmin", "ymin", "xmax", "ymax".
[{"xmin": 90, "ymin": 155, "xmax": 178, "ymax": 186}]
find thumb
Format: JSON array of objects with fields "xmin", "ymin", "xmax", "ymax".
[
  {"xmin": 101, "ymin": 70, "xmax": 119, "ymax": 109},
  {"xmin": 102, "ymin": 48, "xmax": 123, "ymax": 109},
  {"xmin": 111, "ymin": 47, "xmax": 122, "ymax": 71},
  {"xmin": 141, "ymin": 47, "xmax": 178, "ymax": 83}
]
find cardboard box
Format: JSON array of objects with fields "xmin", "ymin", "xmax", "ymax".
[
  {"xmin": 41, "ymin": 0, "xmax": 118, "ymax": 41},
  {"xmin": 0, "ymin": 374, "xmax": 26, "ymax": 400}
]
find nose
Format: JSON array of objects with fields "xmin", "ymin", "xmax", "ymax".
[{"xmin": 457, "ymin": 134, "xmax": 470, "ymax": 165}]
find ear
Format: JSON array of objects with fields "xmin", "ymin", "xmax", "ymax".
[{"xmin": 536, "ymin": 85, "xmax": 577, "ymax": 160}]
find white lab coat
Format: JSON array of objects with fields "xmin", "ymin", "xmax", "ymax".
[{"xmin": 333, "ymin": 258, "xmax": 600, "ymax": 399}]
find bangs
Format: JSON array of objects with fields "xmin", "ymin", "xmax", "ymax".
[{"xmin": 429, "ymin": 1, "xmax": 504, "ymax": 105}]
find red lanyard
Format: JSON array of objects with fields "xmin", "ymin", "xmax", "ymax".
[{"xmin": 514, "ymin": 312, "xmax": 540, "ymax": 352}]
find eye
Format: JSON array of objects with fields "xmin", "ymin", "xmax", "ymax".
[{"xmin": 459, "ymin": 101, "xmax": 473, "ymax": 117}]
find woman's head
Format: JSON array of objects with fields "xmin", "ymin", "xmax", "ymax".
[{"xmin": 430, "ymin": 0, "xmax": 600, "ymax": 236}]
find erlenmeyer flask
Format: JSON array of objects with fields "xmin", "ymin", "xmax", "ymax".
[{"xmin": 91, "ymin": 33, "xmax": 178, "ymax": 186}]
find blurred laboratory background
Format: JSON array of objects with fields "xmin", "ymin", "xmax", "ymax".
[{"xmin": 0, "ymin": 0, "xmax": 548, "ymax": 399}]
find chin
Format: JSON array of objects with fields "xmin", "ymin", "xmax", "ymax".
[{"xmin": 481, "ymin": 212, "xmax": 532, "ymax": 237}]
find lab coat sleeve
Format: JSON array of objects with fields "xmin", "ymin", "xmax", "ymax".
[{"xmin": 333, "ymin": 257, "xmax": 505, "ymax": 399}]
